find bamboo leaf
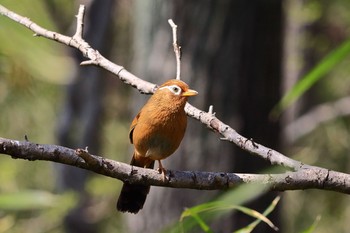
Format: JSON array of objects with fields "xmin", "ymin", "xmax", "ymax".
[
  {"xmin": 272, "ymin": 39, "xmax": 350, "ymax": 117},
  {"xmin": 301, "ymin": 215, "xmax": 321, "ymax": 233},
  {"xmin": 183, "ymin": 208, "xmax": 214, "ymax": 233},
  {"xmin": 234, "ymin": 196, "xmax": 280, "ymax": 233}
]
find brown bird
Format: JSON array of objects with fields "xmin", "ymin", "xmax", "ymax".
[{"xmin": 116, "ymin": 79, "xmax": 198, "ymax": 214}]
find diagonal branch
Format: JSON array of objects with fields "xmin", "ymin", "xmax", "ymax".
[
  {"xmin": 1, "ymin": 4, "xmax": 350, "ymax": 194},
  {"xmin": 0, "ymin": 4, "xmax": 300, "ymax": 171}
]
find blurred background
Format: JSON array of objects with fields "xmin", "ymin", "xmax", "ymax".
[{"xmin": 1, "ymin": 0, "xmax": 350, "ymax": 232}]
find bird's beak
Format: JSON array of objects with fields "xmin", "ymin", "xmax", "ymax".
[{"xmin": 182, "ymin": 89, "xmax": 198, "ymax": 97}]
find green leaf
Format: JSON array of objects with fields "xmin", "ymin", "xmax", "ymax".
[
  {"xmin": 161, "ymin": 183, "xmax": 267, "ymax": 233},
  {"xmin": 169, "ymin": 183, "xmax": 271, "ymax": 233},
  {"xmin": 179, "ymin": 198, "xmax": 279, "ymax": 233},
  {"xmin": 234, "ymin": 196, "xmax": 280, "ymax": 233},
  {"xmin": 271, "ymin": 39, "xmax": 350, "ymax": 117},
  {"xmin": 183, "ymin": 208, "xmax": 214, "ymax": 233},
  {"xmin": 301, "ymin": 215, "xmax": 321, "ymax": 233}
]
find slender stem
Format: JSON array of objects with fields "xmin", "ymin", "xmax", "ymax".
[{"xmin": 168, "ymin": 19, "xmax": 181, "ymax": 80}]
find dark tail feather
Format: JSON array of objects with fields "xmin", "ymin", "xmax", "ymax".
[
  {"xmin": 116, "ymin": 183, "xmax": 150, "ymax": 214},
  {"xmin": 116, "ymin": 157, "xmax": 154, "ymax": 214}
]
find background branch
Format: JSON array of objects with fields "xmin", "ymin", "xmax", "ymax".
[
  {"xmin": 1, "ymin": 4, "xmax": 350, "ymax": 195},
  {"xmin": 284, "ymin": 96, "xmax": 350, "ymax": 143}
]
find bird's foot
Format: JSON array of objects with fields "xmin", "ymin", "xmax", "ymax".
[{"xmin": 157, "ymin": 160, "xmax": 168, "ymax": 181}]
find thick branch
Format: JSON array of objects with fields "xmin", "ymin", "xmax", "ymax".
[{"xmin": 1, "ymin": 137, "xmax": 349, "ymax": 194}]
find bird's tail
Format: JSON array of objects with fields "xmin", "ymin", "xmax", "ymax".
[{"xmin": 116, "ymin": 155, "xmax": 154, "ymax": 214}]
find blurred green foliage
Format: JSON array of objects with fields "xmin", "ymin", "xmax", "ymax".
[
  {"xmin": 282, "ymin": 1, "xmax": 350, "ymax": 233},
  {"xmin": 0, "ymin": 1, "xmax": 129, "ymax": 232},
  {"xmin": 273, "ymin": 39, "xmax": 350, "ymax": 117},
  {"xmin": 0, "ymin": 1, "xmax": 76, "ymax": 232},
  {"xmin": 0, "ymin": 0, "xmax": 75, "ymax": 84}
]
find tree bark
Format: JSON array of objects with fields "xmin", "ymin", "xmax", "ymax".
[{"xmin": 54, "ymin": 1, "xmax": 115, "ymax": 232}]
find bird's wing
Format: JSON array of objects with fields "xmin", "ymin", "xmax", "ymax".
[{"xmin": 129, "ymin": 112, "xmax": 141, "ymax": 144}]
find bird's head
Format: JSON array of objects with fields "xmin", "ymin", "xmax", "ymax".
[{"xmin": 157, "ymin": 79, "xmax": 198, "ymax": 100}]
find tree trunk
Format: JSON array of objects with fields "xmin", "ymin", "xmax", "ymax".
[{"xmin": 55, "ymin": 1, "xmax": 115, "ymax": 232}]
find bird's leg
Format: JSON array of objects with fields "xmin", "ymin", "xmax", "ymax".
[{"xmin": 157, "ymin": 160, "xmax": 167, "ymax": 181}]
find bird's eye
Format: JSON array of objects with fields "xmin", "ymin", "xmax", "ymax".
[
  {"xmin": 158, "ymin": 85, "xmax": 182, "ymax": 95},
  {"xmin": 172, "ymin": 86, "xmax": 180, "ymax": 92},
  {"xmin": 170, "ymin": 85, "xmax": 181, "ymax": 95}
]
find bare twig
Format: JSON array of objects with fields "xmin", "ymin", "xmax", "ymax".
[
  {"xmin": 1, "ymin": 4, "xmax": 350, "ymax": 194},
  {"xmin": 168, "ymin": 19, "xmax": 181, "ymax": 80},
  {"xmin": 208, "ymin": 105, "xmax": 215, "ymax": 116},
  {"xmin": 73, "ymin": 4, "xmax": 85, "ymax": 39}
]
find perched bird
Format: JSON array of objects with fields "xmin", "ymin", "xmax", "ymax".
[{"xmin": 116, "ymin": 79, "xmax": 198, "ymax": 214}]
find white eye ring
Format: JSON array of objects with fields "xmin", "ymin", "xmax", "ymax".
[{"xmin": 159, "ymin": 85, "xmax": 182, "ymax": 95}]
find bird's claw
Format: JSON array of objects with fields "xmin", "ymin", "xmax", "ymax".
[
  {"xmin": 157, "ymin": 167, "xmax": 168, "ymax": 181},
  {"xmin": 157, "ymin": 160, "xmax": 168, "ymax": 181}
]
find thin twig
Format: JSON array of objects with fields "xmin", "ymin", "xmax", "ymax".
[
  {"xmin": 73, "ymin": 4, "xmax": 85, "ymax": 39},
  {"xmin": 168, "ymin": 19, "xmax": 181, "ymax": 80},
  {"xmin": 208, "ymin": 105, "xmax": 215, "ymax": 116}
]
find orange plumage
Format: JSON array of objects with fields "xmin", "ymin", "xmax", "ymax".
[{"xmin": 116, "ymin": 79, "xmax": 197, "ymax": 214}]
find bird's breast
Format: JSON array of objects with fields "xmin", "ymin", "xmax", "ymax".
[{"xmin": 132, "ymin": 109, "xmax": 187, "ymax": 160}]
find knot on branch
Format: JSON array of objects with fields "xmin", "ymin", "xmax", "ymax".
[{"xmin": 76, "ymin": 148, "xmax": 102, "ymax": 168}]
